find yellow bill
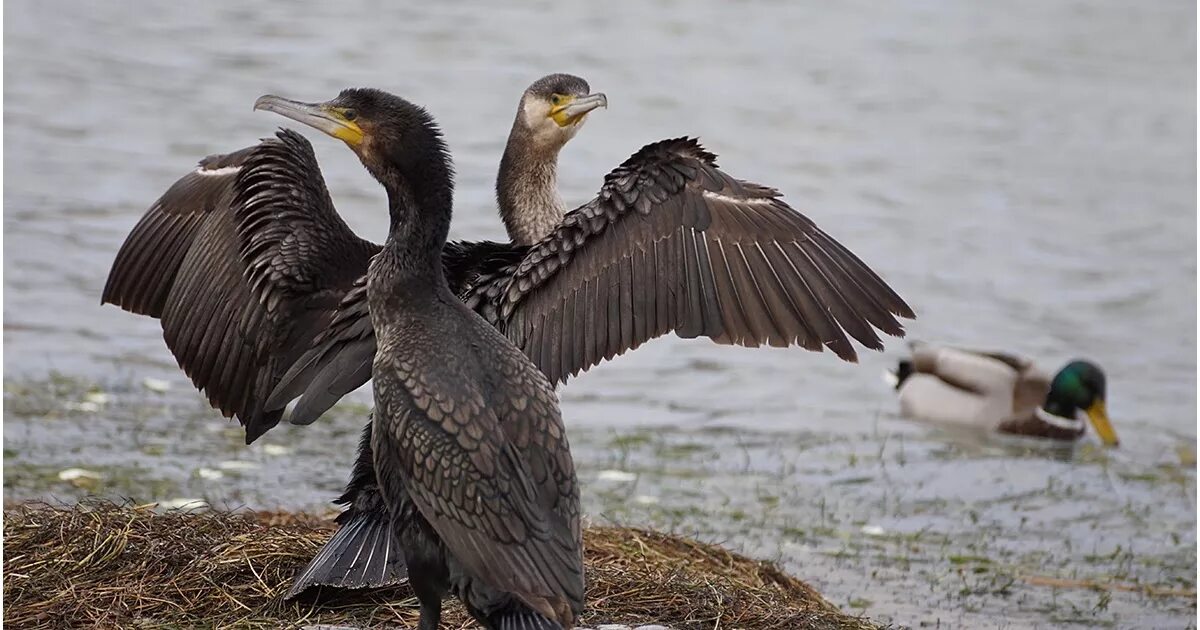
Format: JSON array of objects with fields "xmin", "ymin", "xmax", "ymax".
[{"xmin": 1085, "ymin": 400, "xmax": 1118, "ymax": 447}]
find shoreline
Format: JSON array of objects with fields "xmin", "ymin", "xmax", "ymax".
[{"xmin": 3, "ymin": 501, "xmax": 881, "ymax": 629}]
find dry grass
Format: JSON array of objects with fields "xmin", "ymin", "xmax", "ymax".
[{"xmin": 4, "ymin": 501, "xmax": 880, "ymax": 629}]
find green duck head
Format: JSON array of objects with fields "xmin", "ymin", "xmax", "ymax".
[{"xmin": 1045, "ymin": 360, "xmax": 1118, "ymax": 447}]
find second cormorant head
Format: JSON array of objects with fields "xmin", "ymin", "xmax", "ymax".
[
  {"xmin": 499, "ymin": 74, "xmax": 607, "ymax": 245},
  {"xmin": 254, "ymin": 88, "xmax": 450, "ymax": 191},
  {"xmin": 515, "ymin": 73, "xmax": 607, "ymax": 153}
]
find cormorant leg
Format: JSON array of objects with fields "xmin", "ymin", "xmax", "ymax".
[
  {"xmin": 416, "ymin": 598, "xmax": 441, "ymax": 630},
  {"xmin": 404, "ymin": 517, "xmax": 449, "ymax": 630}
]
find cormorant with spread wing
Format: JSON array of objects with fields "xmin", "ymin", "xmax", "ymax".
[{"xmin": 258, "ymin": 88, "xmax": 584, "ymax": 629}]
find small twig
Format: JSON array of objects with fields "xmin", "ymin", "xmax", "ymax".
[{"xmin": 1021, "ymin": 574, "xmax": 1196, "ymax": 599}]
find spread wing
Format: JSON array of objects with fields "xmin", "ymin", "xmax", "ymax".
[
  {"xmin": 102, "ymin": 146, "xmax": 254, "ymax": 317},
  {"xmin": 271, "ymin": 137, "xmax": 915, "ymax": 424},
  {"xmin": 269, "ymin": 240, "xmax": 528, "ymax": 426},
  {"xmin": 498, "ymin": 137, "xmax": 915, "ymax": 384},
  {"xmin": 101, "ymin": 129, "xmax": 380, "ymax": 442}
]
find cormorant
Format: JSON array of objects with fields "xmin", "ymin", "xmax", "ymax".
[
  {"xmin": 256, "ymin": 88, "xmax": 585, "ymax": 630},
  {"xmin": 101, "ymin": 74, "xmax": 915, "ymax": 595}
]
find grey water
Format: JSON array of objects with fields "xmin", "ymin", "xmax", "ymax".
[{"xmin": 4, "ymin": 1, "xmax": 1195, "ymax": 628}]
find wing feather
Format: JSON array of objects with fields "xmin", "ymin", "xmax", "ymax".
[
  {"xmin": 250, "ymin": 137, "xmax": 916, "ymax": 427},
  {"xmin": 102, "ymin": 129, "xmax": 379, "ymax": 441},
  {"xmin": 496, "ymin": 137, "xmax": 914, "ymax": 383}
]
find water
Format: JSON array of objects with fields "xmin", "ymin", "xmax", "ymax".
[{"xmin": 4, "ymin": 1, "xmax": 1195, "ymax": 628}]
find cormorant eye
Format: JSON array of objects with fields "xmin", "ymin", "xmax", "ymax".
[
  {"xmin": 343, "ymin": 109, "xmax": 357, "ymax": 121},
  {"xmin": 550, "ymin": 95, "xmax": 562, "ymax": 106}
]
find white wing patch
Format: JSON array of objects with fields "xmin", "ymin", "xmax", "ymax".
[
  {"xmin": 196, "ymin": 165, "xmax": 242, "ymax": 177},
  {"xmin": 701, "ymin": 189, "xmax": 774, "ymax": 205}
]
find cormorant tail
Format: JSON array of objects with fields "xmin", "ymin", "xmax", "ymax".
[
  {"xmin": 284, "ymin": 507, "xmax": 407, "ymax": 600},
  {"xmin": 492, "ymin": 609, "xmax": 563, "ymax": 630}
]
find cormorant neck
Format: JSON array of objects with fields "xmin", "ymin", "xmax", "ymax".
[
  {"xmin": 373, "ymin": 160, "xmax": 453, "ymax": 289},
  {"xmin": 497, "ymin": 121, "xmax": 567, "ymax": 246}
]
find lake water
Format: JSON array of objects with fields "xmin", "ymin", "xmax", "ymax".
[{"xmin": 4, "ymin": 1, "xmax": 1196, "ymax": 628}]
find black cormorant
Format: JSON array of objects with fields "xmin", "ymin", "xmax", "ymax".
[
  {"xmin": 101, "ymin": 74, "xmax": 914, "ymax": 595},
  {"xmin": 255, "ymin": 88, "xmax": 585, "ymax": 630}
]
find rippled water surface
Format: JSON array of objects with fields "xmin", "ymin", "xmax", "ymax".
[{"xmin": 4, "ymin": 2, "xmax": 1196, "ymax": 628}]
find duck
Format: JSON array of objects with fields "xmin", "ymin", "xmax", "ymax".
[{"xmin": 890, "ymin": 341, "xmax": 1118, "ymax": 446}]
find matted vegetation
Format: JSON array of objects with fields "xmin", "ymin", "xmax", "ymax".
[{"xmin": 3, "ymin": 501, "xmax": 880, "ymax": 629}]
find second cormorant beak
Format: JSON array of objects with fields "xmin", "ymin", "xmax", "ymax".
[
  {"xmin": 254, "ymin": 95, "xmax": 365, "ymax": 147},
  {"xmin": 551, "ymin": 92, "xmax": 608, "ymax": 127}
]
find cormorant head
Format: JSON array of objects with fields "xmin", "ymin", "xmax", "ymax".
[
  {"xmin": 1047, "ymin": 360, "xmax": 1118, "ymax": 447},
  {"xmin": 515, "ymin": 73, "xmax": 607, "ymax": 153},
  {"xmin": 254, "ymin": 88, "xmax": 450, "ymax": 188}
]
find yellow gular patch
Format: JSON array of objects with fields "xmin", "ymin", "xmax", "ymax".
[
  {"xmin": 316, "ymin": 106, "xmax": 365, "ymax": 146},
  {"xmin": 549, "ymin": 95, "xmax": 576, "ymax": 127},
  {"xmin": 332, "ymin": 120, "xmax": 365, "ymax": 146}
]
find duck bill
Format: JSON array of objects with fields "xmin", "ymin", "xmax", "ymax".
[
  {"xmin": 1085, "ymin": 400, "xmax": 1119, "ymax": 447},
  {"xmin": 552, "ymin": 92, "xmax": 608, "ymax": 126},
  {"xmin": 254, "ymin": 95, "xmax": 364, "ymax": 146}
]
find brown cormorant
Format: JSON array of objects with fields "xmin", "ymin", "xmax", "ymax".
[
  {"xmin": 256, "ymin": 88, "xmax": 585, "ymax": 629},
  {"xmin": 101, "ymin": 74, "xmax": 915, "ymax": 596}
]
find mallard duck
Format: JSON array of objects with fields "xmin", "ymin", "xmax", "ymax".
[{"xmin": 890, "ymin": 341, "xmax": 1118, "ymax": 446}]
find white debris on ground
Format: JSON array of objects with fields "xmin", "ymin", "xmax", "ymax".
[
  {"xmin": 57, "ymin": 468, "xmax": 102, "ymax": 482},
  {"xmin": 157, "ymin": 498, "xmax": 208, "ymax": 510},
  {"xmin": 196, "ymin": 468, "xmax": 224, "ymax": 480},
  {"xmin": 859, "ymin": 524, "xmax": 886, "ymax": 537},
  {"xmin": 216, "ymin": 460, "xmax": 259, "ymax": 471},
  {"xmin": 595, "ymin": 469, "xmax": 637, "ymax": 482},
  {"xmin": 591, "ymin": 625, "xmax": 673, "ymax": 630},
  {"xmin": 141, "ymin": 377, "xmax": 172, "ymax": 393},
  {"xmin": 57, "ymin": 468, "xmax": 103, "ymax": 489},
  {"xmin": 84, "ymin": 391, "xmax": 112, "ymax": 405},
  {"xmin": 298, "ymin": 619, "xmax": 676, "ymax": 624},
  {"xmin": 64, "ymin": 391, "xmax": 112, "ymax": 413}
]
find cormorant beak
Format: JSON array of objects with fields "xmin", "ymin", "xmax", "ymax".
[
  {"xmin": 1085, "ymin": 400, "xmax": 1119, "ymax": 447},
  {"xmin": 551, "ymin": 92, "xmax": 607, "ymax": 127},
  {"xmin": 254, "ymin": 95, "xmax": 365, "ymax": 147}
]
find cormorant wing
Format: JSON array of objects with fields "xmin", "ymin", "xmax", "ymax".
[
  {"xmin": 273, "ymin": 138, "xmax": 917, "ymax": 422},
  {"xmin": 103, "ymin": 146, "xmax": 255, "ymax": 317},
  {"xmin": 268, "ymin": 240, "xmax": 529, "ymax": 426},
  {"xmin": 497, "ymin": 137, "xmax": 916, "ymax": 384},
  {"xmin": 102, "ymin": 129, "xmax": 380, "ymax": 442}
]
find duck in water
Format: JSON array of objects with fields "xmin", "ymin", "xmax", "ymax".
[{"xmin": 891, "ymin": 342, "xmax": 1118, "ymax": 446}]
